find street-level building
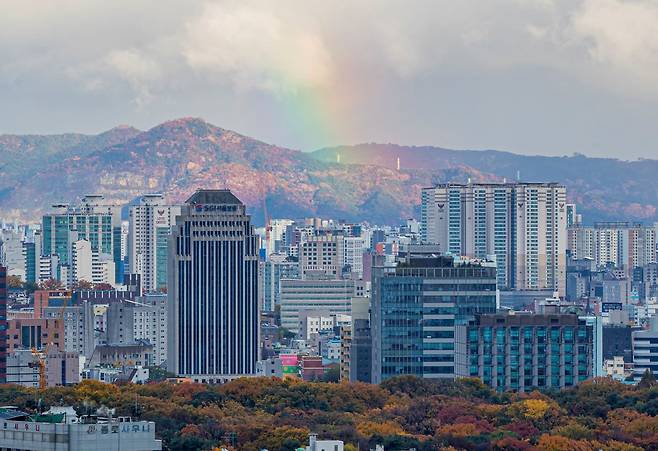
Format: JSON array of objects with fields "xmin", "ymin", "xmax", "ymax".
[{"xmin": 0, "ymin": 408, "xmax": 161, "ymax": 451}]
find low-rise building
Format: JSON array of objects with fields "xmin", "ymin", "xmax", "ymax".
[
  {"xmin": 632, "ymin": 317, "xmax": 658, "ymax": 381},
  {"xmin": 456, "ymin": 312, "xmax": 594, "ymax": 391},
  {"xmin": 306, "ymin": 434, "xmax": 344, "ymax": 451},
  {"xmin": 88, "ymin": 342, "xmax": 154, "ymax": 368},
  {"xmin": 0, "ymin": 407, "xmax": 161, "ymax": 450}
]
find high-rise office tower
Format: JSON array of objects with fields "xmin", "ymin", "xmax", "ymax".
[
  {"xmin": 421, "ymin": 182, "xmax": 567, "ymax": 296},
  {"xmin": 262, "ymin": 254, "xmax": 299, "ymax": 312},
  {"xmin": 167, "ymin": 190, "xmax": 260, "ymax": 382},
  {"xmin": 371, "ymin": 245, "xmax": 498, "ymax": 383},
  {"xmin": 129, "ymin": 194, "xmax": 181, "ymax": 293},
  {"xmin": 42, "ymin": 195, "xmax": 122, "ymax": 283}
]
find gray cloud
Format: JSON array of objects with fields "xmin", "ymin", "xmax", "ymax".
[{"xmin": 0, "ymin": 0, "xmax": 657, "ymax": 158}]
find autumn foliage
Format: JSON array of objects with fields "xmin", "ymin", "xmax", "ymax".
[{"xmin": 0, "ymin": 376, "xmax": 656, "ymax": 450}]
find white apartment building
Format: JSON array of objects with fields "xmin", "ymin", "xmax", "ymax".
[
  {"xmin": 568, "ymin": 222, "xmax": 656, "ymax": 272},
  {"xmin": 129, "ymin": 194, "xmax": 181, "ymax": 293},
  {"xmin": 343, "ymin": 236, "xmax": 365, "ymax": 278},
  {"xmin": 421, "ymin": 182, "xmax": 567, "ymax": 296},
  {"xmin": 70, "ymin": 240, "xmax": 116, "ymax": 288}
]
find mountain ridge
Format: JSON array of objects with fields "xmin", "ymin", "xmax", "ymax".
[{"xmin": 0, "ymin": 118, "xmax": 653, "ymax": 225}]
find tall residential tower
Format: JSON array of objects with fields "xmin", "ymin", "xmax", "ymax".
[
  {"xmin": 129, "ymin": 194, "xmax": 181, "ymax": 293},
  {"xmin": 421, "ymin": 182, "xmax": 567, "ymax": 296}
]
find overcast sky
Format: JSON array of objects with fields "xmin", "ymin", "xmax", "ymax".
[{"xmin": 1, "ymin": 0, "xmax": 657, "ymax": 158}]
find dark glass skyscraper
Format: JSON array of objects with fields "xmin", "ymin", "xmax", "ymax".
[{"xmin": 167, "ymin": 190, "xmax": 260, "ymax": 382}]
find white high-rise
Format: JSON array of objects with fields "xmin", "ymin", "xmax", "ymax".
[
  {"xmin": 129, "ymin": 194, "xmax": 181, "ymax": 293},
  {"xmin": 343, "ymin": 236, "xmax": 365, "ymax": 278},
  {"xmin": 567, "ymin": 222, "xmax": 656, "ymax": 272},
  {"xmin": 421, "ymin": 182, "xmax": 567, "ymax": 296}
]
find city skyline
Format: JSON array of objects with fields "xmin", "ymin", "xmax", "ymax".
[{"xmin": 1, "ymin": 2, "xmax": 657, "ymax": 449}]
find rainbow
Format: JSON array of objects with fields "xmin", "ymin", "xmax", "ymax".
[{"xmin": 276, "ymin": 83, "xmax": 343, "ymax": 150}]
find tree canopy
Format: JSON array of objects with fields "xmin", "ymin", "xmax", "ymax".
[{"xmin": 0, "ymin": 376, "xmax": 655, "ymax": 451}]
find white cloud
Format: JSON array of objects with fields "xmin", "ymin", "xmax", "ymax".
[
  {"xmin": 182, "ymin": 3, "xmax": 334, "ymax": 93},
  {"xmin": 570, "ymin": 0, "xmax": 658, "ymax": 89},
  {"xmin": 106, "ymin": 49, "xmax": 162, "ymax": 106}
]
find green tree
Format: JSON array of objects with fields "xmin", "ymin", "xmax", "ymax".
[
  {"xmin": 322, "ymin": 365, "xmax": 340, "ymax": 383},
  {"xmin": 639, "ymin": 369, "xmax": 657, "ymax": 389},
  {"xmin": 23, "ymin": 281, "xmax": 38, "ymax": 294}
]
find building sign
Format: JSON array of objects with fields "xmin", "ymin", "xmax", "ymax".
[
  {"xmin": 87, "ymin": 423, "xmax": 151, "ymax": 434},
  {"xmin": 280, "ymin": 354, "xmax": 299, "ymax": 378},
  {"xmin": 2, "ymin": 421, "xmax": 150, "ymax": 434},
  {"xmin": 193, "ymin": 204, "xmax": 237, "ymax": 213},
  {"xmin": 155, "ymin": 209, "xmax": 169, "ymax": 226},
  {"xmin": 602, "ymin": 302, "xmax": 623, "ymax": 313}
]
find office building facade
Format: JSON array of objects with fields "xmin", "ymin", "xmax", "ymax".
[
  {"xmin": 0, "ymin": 266, "xmax": 6, "ymax": 382},
  {"xmin": 262, "ymin": 254, "xmax": 299, "ymax": 312},
  {"xmin": 279, "ymin": 278, "xmax": 354, "ymax": 333},
  {"xmin": 167, "ymin": 190, "xmax": 259, "ymax": 382},
  {"xmin": 455, "ymin": 313, "xmax": 594, "ymax": 391},
  {"xmin": 42, "ymin": 195, "xmax": 122, "ymax": 283},
  {"xmin": 371, "ymin": 250, "xmax": 497, "ymax": 383}
]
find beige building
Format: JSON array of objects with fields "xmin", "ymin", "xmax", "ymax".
[{"xmin": 299, "ymin": 234, "xmax": 344, "ymax": 279}]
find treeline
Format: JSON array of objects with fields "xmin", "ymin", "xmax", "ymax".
[{"xmin": 1, "ymin": 376, "xmax": 658, "ymax": 450}]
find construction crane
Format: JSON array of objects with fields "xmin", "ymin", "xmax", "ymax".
[{"xmin": 29, "ymin": 347, "xmax": 46, "ymax": 391}]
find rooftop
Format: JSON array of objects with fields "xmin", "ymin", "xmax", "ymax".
[{"xmin": 186, "ymin": 189, "xmax": 243, "ymax": 205}]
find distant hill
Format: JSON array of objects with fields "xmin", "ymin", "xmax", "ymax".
[
  {"xmin": 312, "ymin": 144, "xmax": 658, "ymax": 223},
  {"xmin": 0, "ymin": 118, "xmax": 653, "ymax": 225},
  {"xmin": 0, "ymin": 118, "xmax": 484, "ymax": 224}
]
